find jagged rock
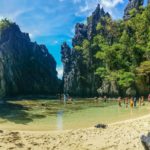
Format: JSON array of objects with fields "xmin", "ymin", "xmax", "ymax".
[
  {"xmin": 72, "ymin": 23, "xmax": 87, "ymax": 47},
  {"xmin": 72, "ymin": 4, "xmax": 110, "ymax": 46},
  {"xmin": 97, "ymin": 80, "xmax": 119, "ymax": 97},
  {"xmin": 123, "ymin": 0, "xmax": 144, "ymax": 20},
  {"xmin": 126, "ymin": 87, "xmax": 136, "ymax": 96},
  {"xmin": 0, "ymin": 19, "xmax": 59, "ymax": 98},
  {"xmin": 61, "ymin": 4, "xmax": 109, "ymax": 97},
  {"xmin": 141, "ymin": 132, "xmax": 150, "ymax": 150},
  {"xmin": 87, "ymin": 4, "xmax": 110, "ymax": 40},
  {"xmin": 61, "ymin": 42, "xmax": 73, "ymax": 93},
  {"xmin": 94, "ymin": 124, "xmax": 107, "ymax": 129},
  {"xmin": 148, "ymin": 0, "xmax": 150, "ymax": 4}
]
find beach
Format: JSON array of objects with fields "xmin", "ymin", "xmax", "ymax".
[{"xmin": 0, "ymin": 114, "xmax": 150, "ymax": 150}]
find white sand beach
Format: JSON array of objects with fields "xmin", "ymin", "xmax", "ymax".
[{"xmin": 0, "ymin": 114, "xmax": 150, "ymax": 150}]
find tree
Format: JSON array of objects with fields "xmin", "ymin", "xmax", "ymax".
[{"xmin": 137, "ymin": 61, "xmax": 150, "ymax": 90}]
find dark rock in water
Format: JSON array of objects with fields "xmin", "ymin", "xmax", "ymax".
[
  {"xmin": 0, "ymin": 19, "xmax": 59, "ymax": 98},
  {"xmin": 141, "ymin": 132, "xmax": 150, "ymax": 150},
  {"xmin": 123, "ymin": 0, "xmax": 144, "ymax": 20},
  {"xmin": 95, "ymin": 124, "xmax": 107, "ymax": 129}
]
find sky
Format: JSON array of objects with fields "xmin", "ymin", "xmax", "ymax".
[{"xmin": 0, "ymin": 0, "xmax": 147, "ymax": 78}]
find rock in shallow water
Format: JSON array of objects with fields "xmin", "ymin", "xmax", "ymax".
[
  {"xmin": 94, "ymin": 124, "xmax": 107, "ymax": 129},
  {"xmin": 141, "ymin": 132, "xmax": 150, "ymax": 150}
]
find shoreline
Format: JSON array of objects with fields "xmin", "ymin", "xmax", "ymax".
[
  {"xmin": 0, "ymin": 113, "xmax": 150, "ymax": 149},
  {"xmin": 0, "ymin": 111, "xmax": 150, "ymax": 149},
  {"xmin": 0, "ymin": 112, "xmax": 150, "ymax": 133}
]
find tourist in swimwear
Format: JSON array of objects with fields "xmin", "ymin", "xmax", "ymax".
[
  {"xmin": 148, "ymin": 94, "xmax": 150, "ymax": 102},
  {"xmin": 134, "ymin": 97, "xmax": 137, "ymax": 107},
  {"xmin": 141, "ymin": 96, "xmax": 145, "ymax": 106},
  {"xmin": 125, "ymin": 97, "xmax": 129, "ymax": 108},
  {"xmin": 118, "ymin": 97, "xmax": 122, "ymax": 107},
  {"xmin": 130, "ymin": 98, "xmax": 134, "ymax": 108},
  {"xmin": 139, "ymin": 97, "xmax": 141, "ymax": 106}
]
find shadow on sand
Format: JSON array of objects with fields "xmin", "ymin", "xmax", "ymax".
[{"xmin": 0, "ymin": 102, "xmax": 46, "ymax": 124}]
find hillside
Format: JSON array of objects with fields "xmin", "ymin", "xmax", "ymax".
[{"xmin": 61, "ymin": 0, "xmax": 150, "ymax": 97}]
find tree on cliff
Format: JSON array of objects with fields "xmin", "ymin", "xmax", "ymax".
[{"xmin": 61, "ymin": 1, "xmax": 150, "ymax": 97}]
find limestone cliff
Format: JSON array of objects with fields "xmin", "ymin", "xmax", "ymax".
[
  {"xmin": 123, "ymin": 0, "xmax": 144, "ymax": 20},
  {"xmin": 61, "ymin": 1, "xmax": 150, "ymax": 97},
  {"xmin": 61, "ymin": 4, "xmax": 107, "ymax": 97},
  {"xmin": 0, "ymin": 19, "xmax": 59, "ymax": 98}
]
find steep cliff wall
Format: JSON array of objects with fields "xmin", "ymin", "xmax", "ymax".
[
  {"xmin": 123, "ymin": 0, "xmax": 144, "ymax": 20},
  {"xmin": 61, "ymin": 1, "xmax": 150, "ymax": 97},
  {"xmin": 61, "ymin": 4, "xmax": 108, "ymax": 97},
  {"xmin": 0, "ymin": 19, "xmax": 59, "ymax": 98}
]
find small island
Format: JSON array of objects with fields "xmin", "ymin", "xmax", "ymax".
[{"xmin": 0, "ymin": 0, "xmax": 149, "ymax": 150}]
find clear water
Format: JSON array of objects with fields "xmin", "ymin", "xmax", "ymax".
[{"xmin": 0, "ymin": 99, "xmax": 149, "ymax": 131}]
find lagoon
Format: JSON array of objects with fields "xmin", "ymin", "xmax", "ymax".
[{"xmin": 0, "ymin": 99, "xmax": 149, "ymax": 131}]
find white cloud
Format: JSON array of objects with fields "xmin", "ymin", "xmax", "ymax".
[
  {"xmin": 75, "ymin": 0, "xmax": 124, "ymax": 19},
  {"xmin": 57, "ymin": 66, "xmax": 63, "ymax": 79},
  {"xmin": 101, "ymin": 0, "xmax": 124, "ymax": 8}
]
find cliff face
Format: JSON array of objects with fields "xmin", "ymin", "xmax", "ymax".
[
  {"xmin": 61, "ymin": 4, "xmax": 108, "ymax": 97},
  {"xmin": 0, "ymin": 20, "xmax": 59, "ymax": 98},
  {"xmin": 61, "ymin": 1, "xmax": 150, "ymax": 97},
  {"xmin": 123, "ymin": 0, "xmax": 144, "ymax": 20},
  {"xmin": 72, "ymin": 4, "xmax": 110, "ymax": 47}
]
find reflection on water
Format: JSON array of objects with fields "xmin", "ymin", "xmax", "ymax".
[{"xmin": 57, "ymin": 110, "xmax": 63, "ymax": 130}]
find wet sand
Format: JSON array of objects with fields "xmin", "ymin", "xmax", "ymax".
[{"xmin": 0, "ymin": 114, "xmax": 150, "ymax": 150}]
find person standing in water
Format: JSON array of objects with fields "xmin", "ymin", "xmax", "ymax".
[
  {"xmin": 134, "ymin": 97, "xmax": 137, "ymax": 107},
  {"xmin": 141, "ymin": 96, "xmax": 145, "ymax": 106},
  {"xmin": 125, "ymin": 97, "xmax": 129, "ymax": 108},
  {"xmin": 139, "ymin": 97, "xmax": 141, "ymax": 106},
  {"xmin": 130, "ymin": 97, "xmax": 134, "ymax": 108},
  {"xmin": 104, "ymin": 96, "xmax": 107, "ymax": 103},
  {"xmin": 118, "ymin": 97, "xmax": 122, "ymax": 107},
  {"xmin": 148, "ymin": 94, "xmax": 150, "ymax": 102},
  {"xmin": 64, "ymin": 93, "xmax": 67, "ymax": 105}
]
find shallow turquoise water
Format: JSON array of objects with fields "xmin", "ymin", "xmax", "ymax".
[{"xmin": 0, "ymin": 99, "xmax": 149, "ymax": 131}]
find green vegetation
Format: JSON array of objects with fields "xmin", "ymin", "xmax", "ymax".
[
  {"xmin": 0, "ymin": 18, "xmax": 12, "ymax": 30},
  {"xmin": 74, "ymin": 5, "xmax": 150, "ymax": 96}
]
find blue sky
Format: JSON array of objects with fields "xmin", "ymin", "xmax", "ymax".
[{"xmin": 0, "ymin": 0, "xmax": 147, "ymax": 78}]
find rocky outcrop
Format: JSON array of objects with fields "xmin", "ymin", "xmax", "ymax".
[
  {"xmin": 141, "ymin": 132, "xmax": 150, "ymax": 150},
  {"xmin": 0, "ymin": 19, "xmax": 59, "ymax": 98},
  {"xmin": 61, "ymin": 4, "xmax": 106, "ymax": 97},
  {"xmin": 87, "ymin": 4, "xmax": 110, "ymax": 40},
  {"xmin": 148, "ymin": 0, "xmax": 150, "ymax": 4},
  {"xmin": 61, "ymin": 42, "xmax": 84, "ymax": 96},
  {"xmin": 61, "ymin": 42, "xmax": 72, "ymax": 93},
  {"xmin": 123, "ymin": 0, "xmax": 144, "ymax": 20},
  {"xmin": 97, "ymin": 80, "xmax": 119, "ymax": 97},
  {"xmin": 72, "ymin": 4, "xmax": 110, "ymax": 46},
  {"xmin": 61, "ymin": 2, "xmax": 150, "ymax": 97},
  {"xmin": 72, "ymin": 23, "xmax": 87, "ymax": 47}
]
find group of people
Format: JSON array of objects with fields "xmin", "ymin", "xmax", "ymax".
[
  {"xmin": 118, "ymin": 94, "xmax": 150, "ymax": 108},
  {"xmin": 58, "ymin": 93, "xmax": 72, "ymax": 104}
]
